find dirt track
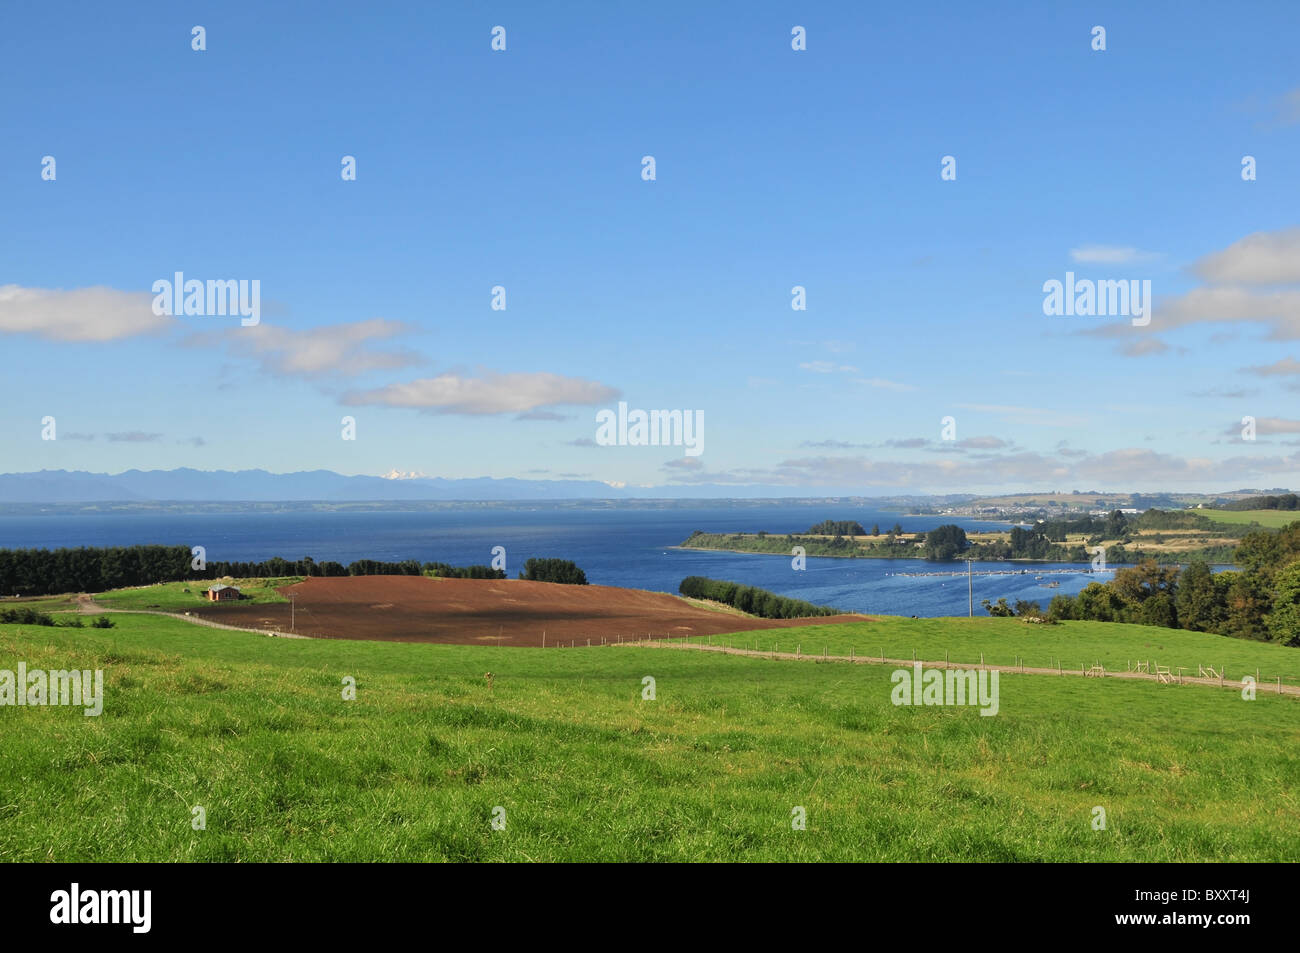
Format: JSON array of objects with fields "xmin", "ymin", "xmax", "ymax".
[
  {"xmin": 192, "ymin": 575, "xmax": 871, "ymax": 646},
  {"xmin": 628, "ymin": 640, "xmax": 1300, "ymax": 696}
]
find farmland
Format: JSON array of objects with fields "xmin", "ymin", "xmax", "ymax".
[
  {"xmin": 1, "ymin": 604, "xmax": 1297, "ymax": 862},
  {"xmin": 1199, "ymin": 509, "xmax": 1300, "ymax": 529},
  {"xmin": 181, "ymin": 575, "xmax": 868, "ymax": 645}
]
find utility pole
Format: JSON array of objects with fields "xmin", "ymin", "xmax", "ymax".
[
  {"xmin": 291, "ymin": 594, "xmax": 295, "ymax": 632},
  {"xmin": 967, "ymin": 559, "xmax": 973, "ymax": 617}
]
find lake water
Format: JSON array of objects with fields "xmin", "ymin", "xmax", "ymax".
[{"xmin": 0, "ymin": 503, "xmax": 1124, "ymax": 617}]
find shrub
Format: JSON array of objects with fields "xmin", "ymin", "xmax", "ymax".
[
  {"xmin": 1047, "ymin": 594, "xmax": 1078, "ymax": 622},
  {"xmin": 0, "ymin": 607, "xmax": 57, "ymax": 626},
  {"xmin": 520, "ymin": 558, "xmax": 588, "ymax": 585}
]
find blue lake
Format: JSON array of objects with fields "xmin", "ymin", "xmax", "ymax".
[{"xmin": 0, "ymin": 503, "xmax": 1131, "ymax": 617}]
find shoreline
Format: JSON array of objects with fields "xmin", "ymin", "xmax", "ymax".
[
  {"xmin": 672, "ymin": 543, "xmax": 1229, "ymax": 568},
  {"xmin": 672, "ymin": 543, "xmax": 1096, "ymax": 564}
]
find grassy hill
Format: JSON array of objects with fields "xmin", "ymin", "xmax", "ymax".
[
  {"xmin": 705, "ymin": 616, "xmax": 1300, "ymax": 687},
  {"xmin": 93, "ymin": 577, "xmax": 301, "ymax": 610},
  {"xmin": 1, "ymin": 609, "xmax": 1297, "ymax": 861},
  {"xmin": 1199, "ymin": 509, "xmax": 1300, "ymax": 529}
]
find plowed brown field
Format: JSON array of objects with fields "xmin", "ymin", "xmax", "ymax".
[{"xmin": 193, "ymin": 575, "xmax": 868, "ymax": 645}]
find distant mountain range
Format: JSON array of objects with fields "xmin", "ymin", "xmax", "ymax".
[
  {"xmin": 0, "ymin": 470, "xmax": 1287, "ymax": 507},
  {"xmin": 0, "ymin": 469, "xmax": 878, "ymax": 503}
]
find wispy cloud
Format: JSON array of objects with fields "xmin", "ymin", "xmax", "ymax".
[
  {"xmin": 1222, "ymin": 416, "xmax": 1300, "ymax": 437},
  {"xmin": 663, "ymin": 447, "xmax": 1300, "ymax": 490},
  {"xmin": 1243, "ymin": 356, "xmax": 1300, "ymax": 378},
  {"xmin": 799, "ymin": 361, "xmax": 859, "ymax": 374},
  {"xmin": 190, "ymin": 318, "xmax": 420, "ymax": 378},
  {"xmin": 516, "ymin": 410, "xmax": 572, "ymax": 421},
  {"xmin": 345, "ymin": 371, "xmax": 619, "ymax": 416},
  {"xmin": 663, "ymin": 457, "xmax": 704, "ymax": 470},
  {"xmin": 854, "ymin": 377, "xmax": 917, "ymax": 392},
  {"xmin": 1070, "ymin": 245, "xmax": 1160, "ymax": 264},
  {"xmin": 1275, "ymin": 87, "xmax": 1300, "ymax": 125}
]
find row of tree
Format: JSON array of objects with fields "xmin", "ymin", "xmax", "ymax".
[
  {"xmin": 678, "ymin": 576, "xmax": 838, "ymax": 618},
  {"xmin": 0, "ymin": 545, "xmax": 509, "ymax": 596},
  {"xmin": 1221, "ymin": 494, "xmax": 1300, "ymax": 511},
  {"xmin": 806, "ymin": 520, "xmax": 867, "ymax": 536}
]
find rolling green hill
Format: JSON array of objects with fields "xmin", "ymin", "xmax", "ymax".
[
  {"xmin": 1199, "ymin": 509, "xmax": 1300, "ymax": 529},
  {"xmin": 1, "ymin": 610, "xmax": 1296, "ymax": 861}
]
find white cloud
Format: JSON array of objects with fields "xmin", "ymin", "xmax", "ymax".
[
  {"xmin": 664, "ymin": 447, "xmax": 1300, "ymax": 491},
  {"xmin": 0, "ymin": 285, "xmax": 170, "ymax": 341},
  {"xmin": 1083, "ymin": 230, "xmax": 1300, "ymax": 351},
  {"xmin": 663, "ymin": 457, "xmax": 704, "ymax": 470},
  {"xmin": 855, "ymin": 377, "xmax": 916, "ymax": 392},
  {"xmin": 1070, "ymin": 245, "xmax": 1160, "ymax": 264},
  {"xmin": 799, "ymin": 361, "xmax": 859, "ymax": 374},
  {"xmin": 344, "ymin": 371, "xmax": 619, "ymax": 416},
  {"xmin": 1223, "ymin": 416, "xmax": 1300, "ymax": 437},
  {"xmin": 1193, "ymin": 228, "xmax": 1300, "ymax": 285},
  {"xmin": 1243, "ymin": 357, "xmax": 1300, "ymax": 378},
  {"xmin": 193, "ymin": 318, "xmax": 419, "ymax": 378}
]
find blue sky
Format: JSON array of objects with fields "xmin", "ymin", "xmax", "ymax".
[{"xmin": 3, "ymin": 0, "xmax": 1299, "ymax": 494}]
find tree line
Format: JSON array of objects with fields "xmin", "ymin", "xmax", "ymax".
[
  {"xmin": 678, "ymin": 576, "xmax": 838, "ymax": 619},
  {"xmin": 1012, "ymin": 521, "xmax": 1300, "ymax": 645},
  {"xmin": 0, "ymin": 545, "xmax": 505, "ymax": 597},
  {"xmin": 1220, "ymin": 494, "xmax": 1299, "ymax": 511},
  {"xmin": 806, "ymin": 520, "xmax": 867, "ymax": 536}
]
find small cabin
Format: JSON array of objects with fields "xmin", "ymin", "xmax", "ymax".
[{"xmin": 205, "ymin": 584, "xmax": 241, "ymax": 602}]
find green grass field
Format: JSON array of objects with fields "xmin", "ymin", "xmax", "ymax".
[
  {"xmin": 1199, "ymin": 509, "xmax": 1300, "ymax": 529},
  {"xmin": 92, "ymin": 577, "xmax": 303, "ymax": 611},
  {"xmin": 703, "ymin": 616, "xmax": 1300, "ymax": 688},
  {"xmin": 1, "ymin": 610, "xmax": 1297, "ymax": 861}
]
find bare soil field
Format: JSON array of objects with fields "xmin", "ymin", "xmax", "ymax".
[{"xmin": 192, "ymin": 575, "xmax": 870, "ymax": 646}]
